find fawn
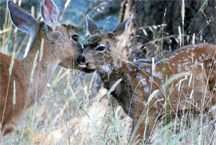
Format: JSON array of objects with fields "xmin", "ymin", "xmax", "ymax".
[
  {"xmin": 0, "ymin": 0, "xmax": 93, "ymax": 136},
  {"xmin": 76, "ymin": 15, "xmax": 216, "ymax": 143}
]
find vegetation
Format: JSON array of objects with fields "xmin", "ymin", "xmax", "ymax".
[{"xmin": 0, "ymin": 0, "xmax": 215, "ymax": 144}]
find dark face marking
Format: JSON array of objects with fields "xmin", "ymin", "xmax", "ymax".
[
  {"xmin": 83, "ymin": 34, "xmax": 102, "ymax": 50},
  {"xmin": 83, "ymin": 33, "xmax": 114, "ymax": 52}
]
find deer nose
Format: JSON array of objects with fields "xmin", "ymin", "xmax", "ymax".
[{"xmin": 76, "ymin": 55, "xmax": 85, "ymax": 64}]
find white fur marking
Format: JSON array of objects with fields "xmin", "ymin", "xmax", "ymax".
[
  {"xmin": 99, "ymin": 65, "xmax": 112, "ymax": 74},
  {"xmin": 184, "ymin": 65, "xmax": 189, "ymax": 71},
  {"xmin": 136, "ymin": 73, "xmax": 147, "ymax": 85},
  {"xmin": 78, "ymin": 64, "xmax": 87, "ymax": 68},
  {"xmin": 144, "ymin": 87, "xmax": 149, "ymax": 93},
  {"xmin": 146, "ymin": 68, "xmax": 151, "ymax": 73},
  {"xmin": 148, "ymin": 76, "xmax": 153, "ymax": 84},
  {"xmin": 162, "ymin": 67, "xmax": 166, "ymax": 72},
  {"xmin": 152, "ymin": 71, "xmax": 163, "ymax": 80}
]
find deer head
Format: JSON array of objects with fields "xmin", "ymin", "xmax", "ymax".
[
  {"xmin": 76, "ymin": 15, "xmax": 133, "ymax": 73},
  {"xmin": 8, "ymin": 0, "xmax": 93, "ymax": 72}
]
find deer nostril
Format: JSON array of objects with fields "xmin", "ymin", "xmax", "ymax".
[{"xmin": 76, "ymin": 55, "xmax": 85, "ymax": 64}]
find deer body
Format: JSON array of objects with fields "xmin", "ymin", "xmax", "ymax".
[
  {"xmin": 76, "ymin": 15, "xmax": 216, "ymax": 143},
  {"xmin": 0, "ymin": 54, "xmax": 27, "ymax": 135},
  {"xmin": 0, "ymin": 0, "xmax": 93, "ymax": 136}
]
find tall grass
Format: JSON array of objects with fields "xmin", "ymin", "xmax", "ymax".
[
  {"xmin": 0, "ymin": 0, "xmax": 131, "ymax": 144},
  {"xmin": 0, "ymin": 0, "xmax": 216, "ymax": 145}
]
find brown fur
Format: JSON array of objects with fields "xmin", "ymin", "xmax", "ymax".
[
  {"xmin": 0, "ymin": 54, "xmax": 27, "ymax": 135},
  {"xmin": 0, "ymin": 1, "xmax": 94, "ymax": 136},
  {"xmin": 77, "ymin": 16, "xmax": 216, "ymax": 143}
]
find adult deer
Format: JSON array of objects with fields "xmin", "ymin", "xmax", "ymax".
[
  {"xmin": 0, "ymin": 0, "xmax": 93, "ymax": 136},
  {"xmin": 76, "ymin": 15, "xmax": 216, "ymax": 143}
]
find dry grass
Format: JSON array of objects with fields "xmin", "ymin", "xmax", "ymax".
[{"xmin": 1, "ymin": 0, "xmax": 216, "ymax": 144}]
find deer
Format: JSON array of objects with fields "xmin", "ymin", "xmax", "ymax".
[
  {"xmin": 0, "ymin": 0, "xmax": 94, "ymax": 136},
  {"xmin": 76, "ymin": 15, "xmax": 216, "ymax": 143}
]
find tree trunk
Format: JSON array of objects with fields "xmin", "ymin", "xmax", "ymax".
[{"xmin": 119, "ymin": 0, "xmax": 216, "ymax": 60}]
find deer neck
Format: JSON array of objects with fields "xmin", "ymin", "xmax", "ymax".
[
  {"xmin": 21, "ymin": 26, "xmax": 60, "ymax": 108},
  {"xmin": 97, "ymin": 59, "xmax": 136, "ymax": 117}
]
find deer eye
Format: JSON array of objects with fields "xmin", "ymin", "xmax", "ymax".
[
  {"xmin": 96, "ymin": 44, "xmax": 106, "ymax": 52},
  {"xmin": 71, "ymin": 34, "xmax": 79, "ymax": 42}
]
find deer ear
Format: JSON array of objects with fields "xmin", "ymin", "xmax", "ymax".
[
  {"xmin": 113, "ymin": 14, "xmax": 133, "ymax": 41},
  {"xmin": 7, "ymin": 0, "xmax": 39, "ymax": 37},
  {"xmin": 41, "ymin": 0, "xmax": 60, "ymax": 31},
  {"xmin": 86, "ymin": 14, "xmax": 101, "ymax": 35}
]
